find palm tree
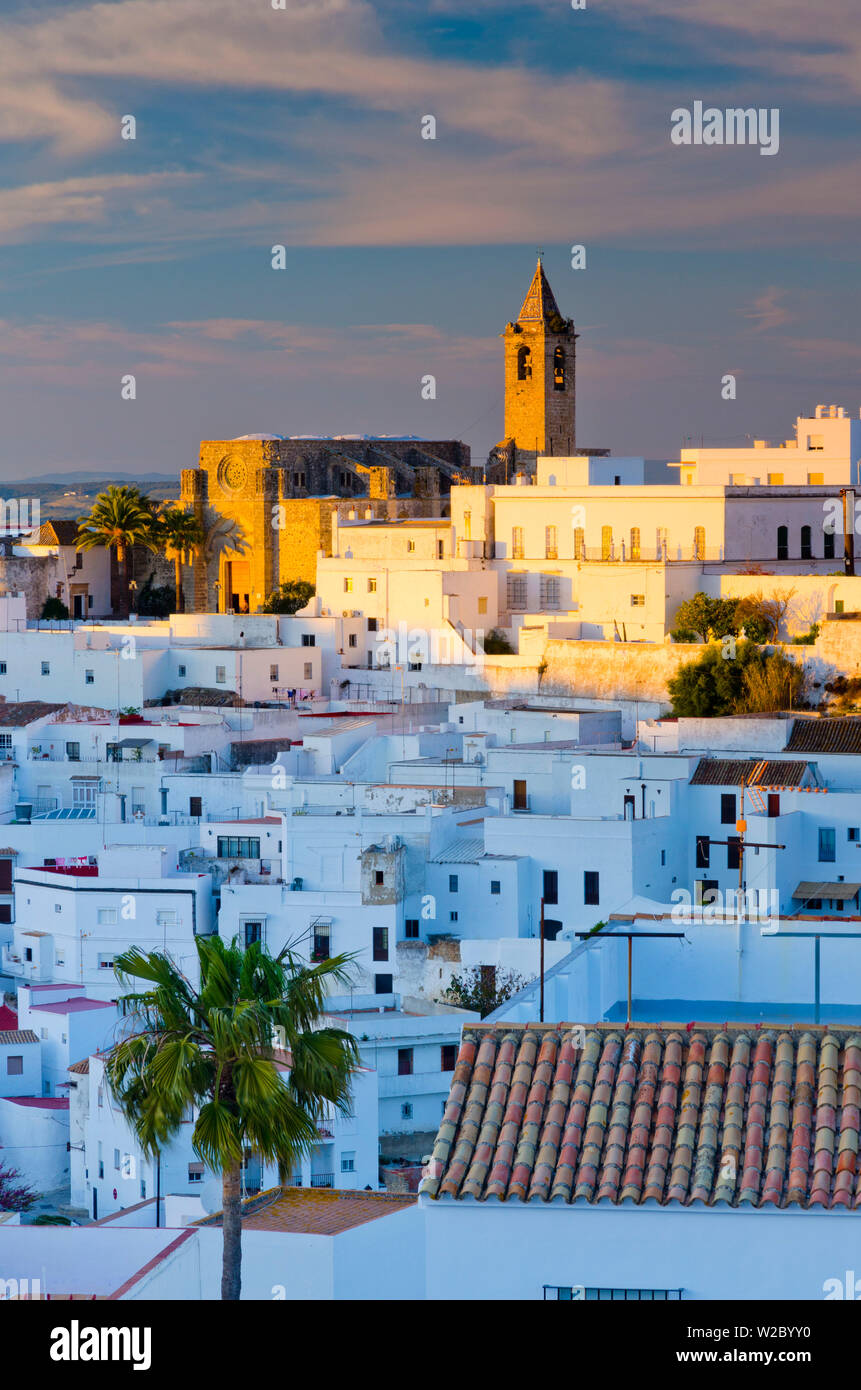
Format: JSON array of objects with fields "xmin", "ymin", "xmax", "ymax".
[
  {"xmin": 106, "ymin": 935, "xmax": 359, "ymax": 1300},
  {"xmin": 193, "ymin": 509, "xmax": 250, "ymax": 613},
  {"xmin": 76, "ymin": 485, "xmax": 159, "ymax": 618},
  {"xmin": 157, "ymin": 506, "xmax": 204, "ymax": 614}
]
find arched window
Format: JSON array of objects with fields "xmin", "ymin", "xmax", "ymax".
[
  {"xmin": 517, "ymin": 345, "xmax": 532, "ymax": 381},
  {"xmin": 553, "ymin": 346, "xmax": 565, "ymax": 391},
  {"xmin": 693, "ymin": 526, "xmax": 705, "ymax": 560},
  {"xmin": 777, "ymin": 525, "xmax": 789, "ymax": 560},
  {"xmin": 630, "ymin": 527, "xmax": 641, "ymax": 560},
  {"xmin": 800, "ymin": 525, "xmax": 812, "ymax": 560}
]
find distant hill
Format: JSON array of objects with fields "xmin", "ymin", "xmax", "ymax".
[
  {"xmin": 0, "ymin": 472, "xmax": 181, "ymax": 519},
  {"xmin": 20, "ymin": 470, "xmax": 181, "ymax": 485}
]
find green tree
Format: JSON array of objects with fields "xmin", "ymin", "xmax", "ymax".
[
  {"xmin": 260, "ymin": 580, "xmax": 315, "ymax": 614},
  {"xmin": 156, "ymin": 507, "xmax": 204, "ymax": 614},
  {"xmin": 670, "ymin": 593, "xmax": 739, "ymax": 643},
  {"xmin": 76, "ymin": 486, "xmax": 159, "ymax": 618},
  {"xmin": 669, "ymin": 640, "xmax": 805, "ymax": 716},
  {"xmin": 40, "ymin": 596, "xmax": 69, "ymax": 621},
  {"xmin": 439, "ymin": 965, "xmax": 533, "ymax": 1018},
  {"xmin": 106, "ymin": 936, "xmax": 360, "ymax": 1300}
]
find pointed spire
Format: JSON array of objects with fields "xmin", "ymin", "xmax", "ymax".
[{"xmin": 517, "ymin": 256, "xmax": 563, "ymax": 324}]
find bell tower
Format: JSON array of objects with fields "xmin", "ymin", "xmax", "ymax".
[{"xmin": 493, "ymin": 257, "xmax": 577, "ymax": 477}]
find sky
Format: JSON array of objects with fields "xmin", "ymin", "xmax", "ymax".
[{"xmin": 2, "ymin": 0, "xmax": 861, "ymax": 480}]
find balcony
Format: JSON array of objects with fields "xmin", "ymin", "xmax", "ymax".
[{"xmin": 309, "ymin": 1173, "xmax": 334, "ymax": 1189}]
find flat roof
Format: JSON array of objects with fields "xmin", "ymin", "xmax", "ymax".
[{"xmin": 198, "ymin": 1185, "xmax": 416, "ymax": 1234}]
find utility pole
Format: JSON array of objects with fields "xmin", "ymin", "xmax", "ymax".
[{"xmin": 539, "ymin": 897, "xmax": 545, "ymax": 1023}]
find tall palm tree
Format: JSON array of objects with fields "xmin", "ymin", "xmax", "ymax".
[
  {"xmin": 106, "ymin": 935, "xmax": 359, "ymax": 1300},
  {"xmin": 157, "ymin": 506, "xmax": 204, "ymax": 614},
  {"xmin": 76, "ymin": 485, "xmax": 159, "ymax": 618}
]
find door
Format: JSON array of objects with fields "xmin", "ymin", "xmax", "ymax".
[
  {"xmin": 513, "ymin": 779, "xmax": 528, "ymax": 811},
  {"xmin": 92, "ymin": 1188, "xmax": 98, "ymax": 1220}
]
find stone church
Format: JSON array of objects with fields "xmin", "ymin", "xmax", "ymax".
[{"xmin": 180, "ymin": 259, "xmax": 592, "ymax": 612}]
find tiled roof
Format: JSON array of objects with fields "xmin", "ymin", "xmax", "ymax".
[
  {"xmin": 793, "ymin": 881, "xmax": 861, "ymax": 902},
  {"xmin": 787, "ymin": 718, "xmax": 861, "ymax": 755},
  {"xmin": 37, "ymin": 520, "xmax": 80, "ymax": 546},
  {"xmin": 0, "ymin": 1030, "xmax": 38, "ymax": 1045},
  {"xmin": 0, "ymin": 702, "xmax": 66, "ymax": 728},
  {"xmin": 420, "ymin": 1023, "xmax": 861, "ymax": 1210},
  {"xmin": 198, "ymin": 1185, "xmax": 416, "ymax": 1234},
  {"xmin": 690, "ymin": 758, "xmax": 810, "ymax": 787},
  {"xmin": 68, "ymin": 1058, "xmax": 91, "ymax": 1074}
]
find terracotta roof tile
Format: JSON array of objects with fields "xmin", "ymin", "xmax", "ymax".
[
  {"xmin": 690, "ymin": 758, "xmax": 810, "ymax": 787},
  {"xmin": 421, "ymin": 1023, "xmax": 861, "ymax": 1211}
]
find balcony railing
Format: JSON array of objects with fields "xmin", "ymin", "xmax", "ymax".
[{"xmin": 310, "ymin": 1173, "xmax": 334, "ymax": 1189}]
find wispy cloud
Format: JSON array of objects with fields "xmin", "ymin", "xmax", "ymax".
[{"xmin": 742, "ymin": 287, "xmax": 794, "ymax": 332}]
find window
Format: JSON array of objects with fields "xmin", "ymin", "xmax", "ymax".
[
  {"xmin": 188, "ymin": 1163, "xmax": 204, "ymax": 1183},
  {"xmin": 437, "ymin": 539, "xmax": 444, "ymax": 559},
  {"xmin": 553, "ymin": 345, "xmax": 565, "ymax": 390},
  {"xmin": 348, "ymin": 633, "xmax": 357, "ymax": 648},
  {"xmin": 270, "ymin": 664, "xmax": 279, "ymax": 681},
  {"xmin": 85, "ymin": 670, "xmax": 94, "ymax": 685},
  {"xmin": 398, "ymin": 1048, "xmax": 414, "ymax": 1075},
  {"xmin": 371, "ymin": 869, "xmax": 384, "ymax": 887},
  {"xmin": 727, "ymin": 837, "xmax": 741, "ymax": 871},
  {"xmin": 177, "ymin": 664, "xmax": 186, "ymax": 678},
  {"xmin": 545, "ymin": 526, "xmax": 558, "ymax": 559},
  {"xmin": 696, "ymin": 835, "xmax": 710, "ymax": 869},
  {"xmin": 344, "ymin": 578, "xmax": 353, "ymax": 592},
  {"xmin": 7, "ymin": 1055, "xmax": 23, "ymax": 1076},
  {"xmin": 217, "ymin": 837, "xmax": 261, "ymax": 858},
  {"xmin": 449, "ymin": 874, "xmax": 459, "ymax": 893},
  {"xmin": 189, "ymin": 796, "xmax": 202, "ymax": 818},
  {"xmin": 441, "ymin": 1044, "xmax": 457, "ymax": 1072},
  {"xmin": 507, "ymin": 574, "xmax": 527, "ymax": 611},
  {"xmin": 720, "ymin": 794, "xmax": 736, "ymax": 825},
  {"xmin": 601, "ymin": 526, "xmax": 612, "ymax": 561},
  {"xmin": 819, "ymin": 827, "xmax": 836, "ymax": 863},
  {"xmin": 41, "ymin": 662, "xmax": 50, "ymax": 676},
  {"xmin": 375, "ymin": 973, "xmax": 393, "ymax": 994},
  {"xmin": 449, "ymin": 911, "xmax": 458, "ymax": 922},
  {"xmin": 584, "ymin": 871, "xmax": 599, "ymax": 905},
  {"xmin": 301, "ymin": 634, "xmax": 316, "ymax": 647},
  {"xmin": 777, "ymin": 525, "xmax": 789, "ymax": 561},
  {"xmin": 0, "ymin": 663, "xmax": 5, "ymax": 675},
  {"xmin": 849, "ymin": 828, "xmax": 860, "ymax": 843},
  {"xmin": 512, "ymin": 527, "xmax": 524, "ymax": 559},
  {"xmin": 304, "ymin": 663, "xmax": 313, "ymax": 681},
  {"xmin": 65, "ymin": 741, "xmax": 80, "ymax": 761},
  {"xmin": 573, "ymin": 527, "xmax": 585, "ymax": 560},
  {"xmin": 808, "ymin": 472, "xmax": 825, "ymax": 485},
  {"xmin": 215, "ymin": 666, "xmax": 226, "ymax": 684},
  {"xmin": 629, "ymin": 527, "xmax": 640, "ymax": 560},
  {"xmin": 75, "ymin": 551, "xmax": 83, "ymax": 569},
  {"xmin": 401, "ymin": 1102, "xmax": 413, "ymax": 1120},
  {"xmin": 244, "ymin": 921, "xmax": 262, "ymax": 947},
  {"xmin": 73, "ymin": 781, "xmax": 98, "ymax": 806},
  {"xmin": 373, "ymin": 927, "xmax": 389, "ymax": 961},
  {"xmin": 98, "ymin": 953, "xmax": 115, "ymax": 970},
  {"xmin": 490, "ymin": 880, "xmax": 500, "ymax": 895},
  {"xmin": 768, "ymin": 473, "xmax": 784, "ymax": 485},
  {"xmin": 630, "ymin": 594, "xmax": 645, "ymax": 607},
  {"xmin": 140, "ymin": 1180, "xmax": 147, "ymax": 1199},
  {"xmin": 801, "ymin": 525, "xmax": 812, "ymax": 560},
  {"xmin": 114, "ymin": 1148, "xmax": 121, "ymax": 1170},
  {"xmin": 660, "ymin": 849, "xmax": 666, "ymax": 866},
  {"xmin": 98, "ymin": 907, "xmax": 118, "ymax": 925},
  {"xmin": 768, "ymin": 794, "xmax": 780, "ymax": 819},
  {"xmin": 540, "ymin": 576, "xmax": 560, "ymax": 610},
  {"xmin": 545, "ymin": 1287, "xmax": 681, "ymax": 1301},
  {"xmin": 340, "ymin": 1153, "xmax": 356, "ymax": 1173},
  {"xmin": 367, "ymin": 617, "xmax": 377, "ymax": 632},
  {"xmin": 407, "ymin": 539, "xmax": 416, "ymax": 553},
  {"xmin": 405, "ymin": 919, "xmax": 419, "ymax": 939},
  {"xmin": 696, "ymin": 879, "xmax": 720, "ymax": 906},
  {"xmin": 543, "ymin": 869, "xmax": 558, "ymax": 905},
  {"xmin": 477, "ymin": 596, "xmax": 488, "ymax": 616},
  {"xmin": 693, "ymin": 526, "xmax": 705, "ymax": 561},
  {"xmin": 824, "ymin": 531, "xmax": 836, "ymax": 560},
  {"xmin": 517, "ymin": 344, "xmax": 531, "ymax": 380},
  {"xmin": 368, "ymin": 578, "xmax": 377, "ymax": 593}
]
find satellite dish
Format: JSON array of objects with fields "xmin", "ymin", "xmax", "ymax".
[{"xmin": 199, "ymin": 1180, "xmax": 222, "ymax": 1215}]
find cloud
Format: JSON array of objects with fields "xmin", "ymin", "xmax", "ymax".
[
  {"xmin": 0, "ymin": 171, "xmax": 196, "ymax": 244},
  {"xmin": 742, "ymin": 288, "xmax": 794, "ymax": 333}
]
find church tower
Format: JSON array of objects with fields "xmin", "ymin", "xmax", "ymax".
[{"xmin": 491, "ymin": 258, "xmax": 578, "ymax": 478}]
